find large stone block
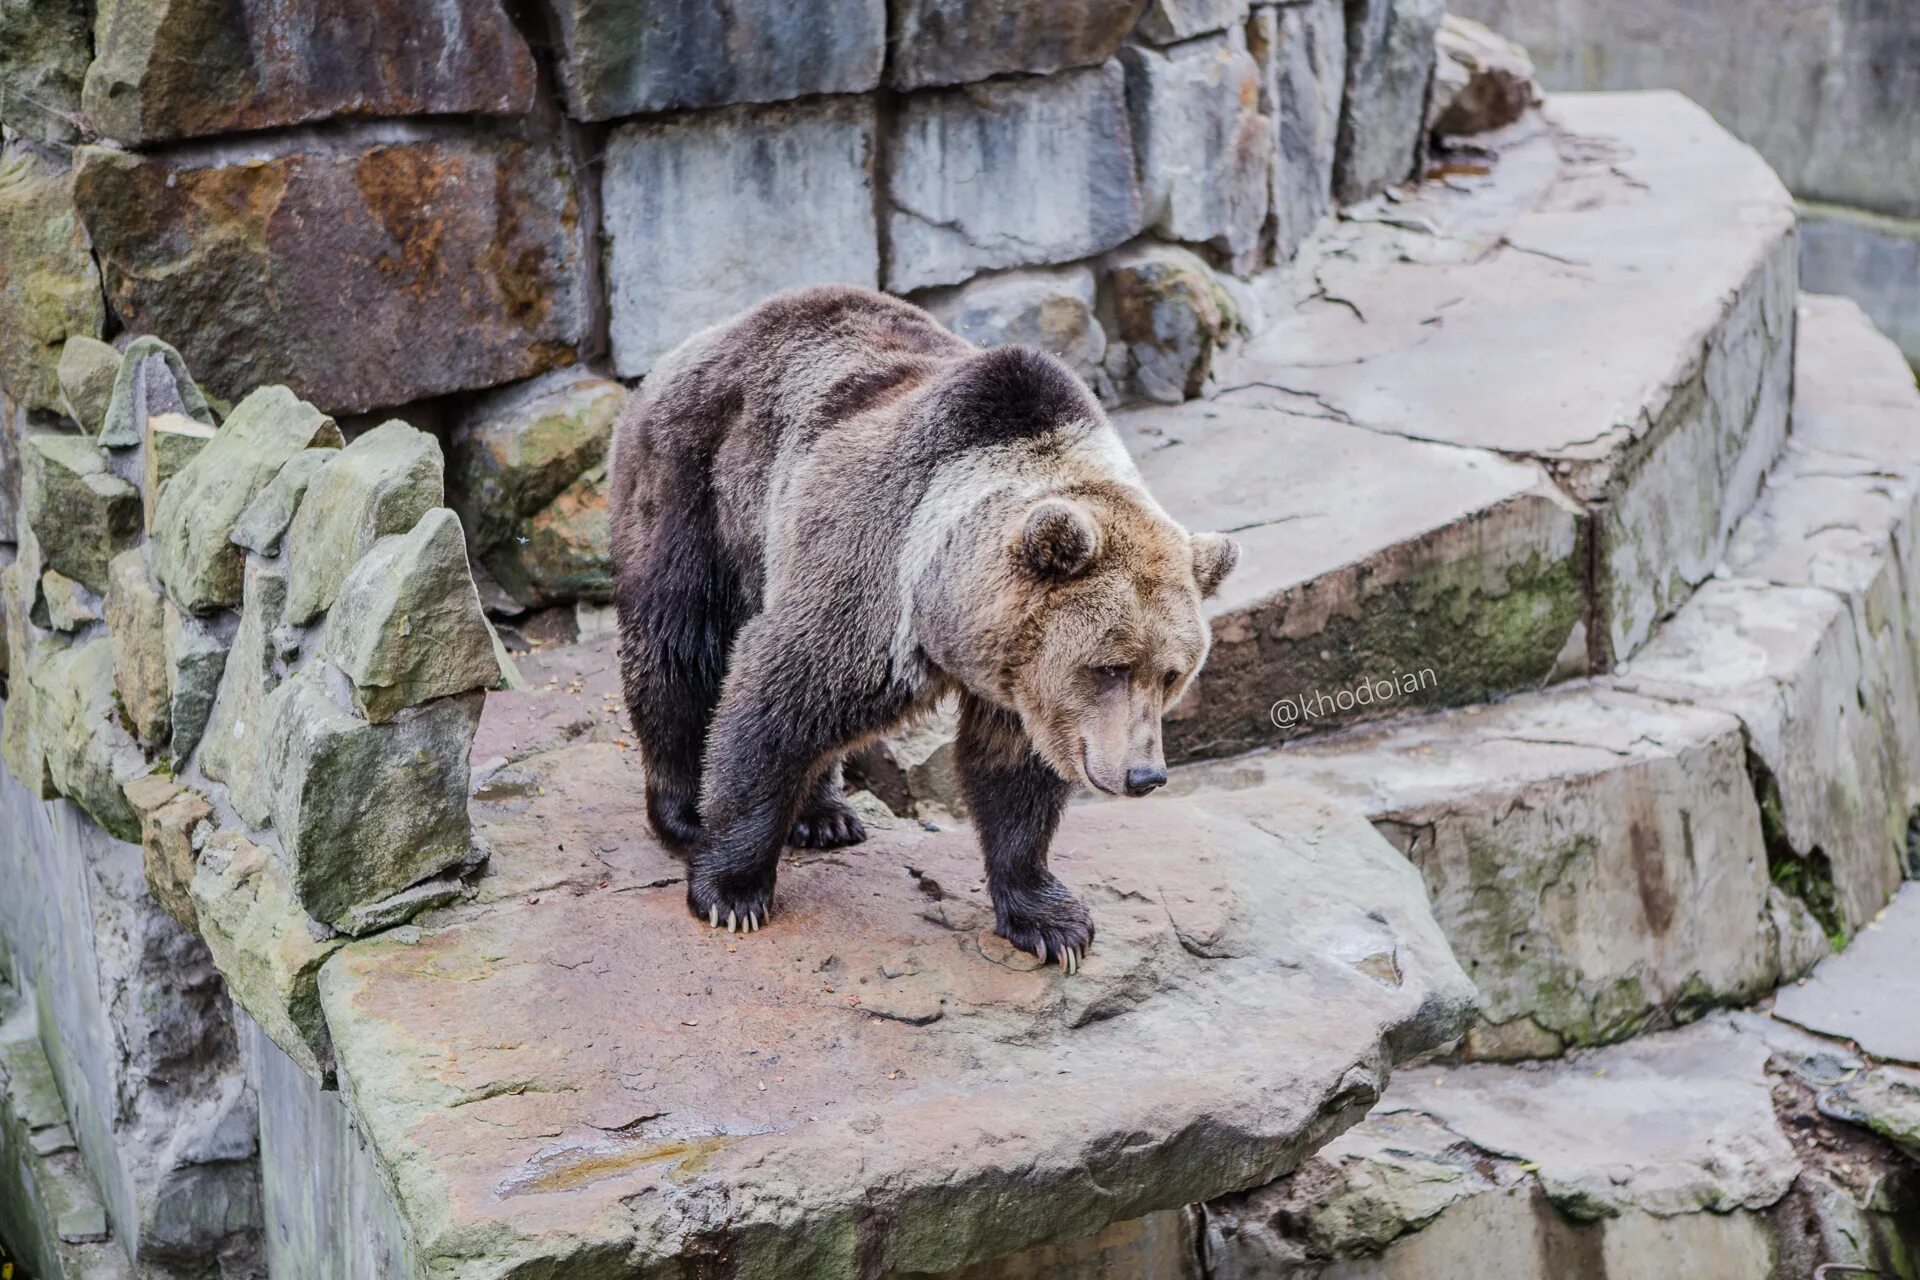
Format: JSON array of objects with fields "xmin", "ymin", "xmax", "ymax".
[
  {"xmin": 142, "ymin": 412, "xmax": 217, "ymax": 533},
  {"xmin": 54, "ymin": 336, "xmax": 118, "ymax": 436},
  {"xmin": 1334, "ymin": 0, "xmax": 1444, "ymax": 203},
  {"xmin": 124, "ymin": 775, "xmax": 212, "ymax": 932},
  {"xmin": 27, "ymin": 638, "xmax": 147, "ymax": 842},
  {"xmin": 265, "ymin": 668, "xmax": 480, "ymax": 930},
  {"xmin": 605, "ymin": 98, "xmax": 880, "ymax": 376},
  {"xmin": 282, "ymin": 420, "xmax": 442, "ymax": 625},
  {"xmin": 485, "ymin": 463, "xmax": 612, "ymax": 609},
  {"xmin": 162, "ymin": 602, "xmax": 228, "ymax": 765},
  {"xmin": 886, "ymin": 64, "xmax": 1143, "ymax": 292},
  {"xmin": 0, "ymin": 143, "xmax": 105, "ymax": 415},
  {"xmin": 74, "ymin": 133, "xmax": 589, "ymax": 414},
  {"xmin": 230, "ymin": 448, "xmax": 333, "ymax": 557},
  {"xmin": 152, "ymin": 384, "xmax": 341, "ymax": 614},
  {"xmin": 0, "ymin": 0, "xmax": 90, "ymax": 143},
  {"xmin": 83, "ymin": 0, "xmax": 536, "ymax": 145},
  {"xmin": 199, "ymin": 558, "xmax": 288, "ymax": 829},
  {"xmin": 1122, "ymin": 29, "xmax": 1271, "ymax": 269},
  {"xmin": 21, "ymin": 432, "xmax": 141, "ymax": 596},
  {"xmin": 888, "ymin": 0, "xmax": 1146, "ymax": 90},
  {"xmin": 324, "ymin": 508, "xmax": 499, "ymax": 723},
  {"xmin": 1136, "ymin": 0, "xmax": 1247, "ymax": 44},
  {"xmin": 918, "ymin": 265, "xmax": 1109, "ymax": 395},
  {"xmin": 1104, "ymin": 243, "xmax": 1243, "ymax": 403},
  {"xmin": 105, "ymin": 548, "xmax": 170, "ymax": 748},
  {"xmin": 547, "ymin": 0, "xmax": 883, "ymax": 119},
  {"xmin": 1249, "ymin": 0, "xmax": 1345, "ymax": 261},
  {"xmin": 191, "ymin": 829, "xmax": 345, "ymax": 1084}
]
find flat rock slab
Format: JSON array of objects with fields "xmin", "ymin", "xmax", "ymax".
[
  {"xmin": 1774, "ymin": 884, "xmax": 1920, "ymax": 1067},
  {"xmin": 320, "ymin": 742, "xmax": 1473, "ymax": 1278}
]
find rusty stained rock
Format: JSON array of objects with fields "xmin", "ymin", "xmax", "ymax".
[
  {"xmin": 83, "ymin": 0, "xmax": 537, "ymax": 144},
  {"xmin": 74, "ymin": 130, "xmax": 588, "ymax": 415}
]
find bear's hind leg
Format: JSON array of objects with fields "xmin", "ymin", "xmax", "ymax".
[
  {"xmin": 955, "ymin": 693, "xmax": 1092, "ymax": 973},
  {"xmin": 790, "ymin": 760, "xmax": 866, "ymax": 849}
]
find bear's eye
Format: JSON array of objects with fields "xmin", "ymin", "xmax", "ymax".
[
  {"xmin": 1163, "ymin": 670, "xmax": 1180, "ymax": 691},
  {"xmin": 1093, "ymin": 664, "xmax": 1130, "ymax": 688}
]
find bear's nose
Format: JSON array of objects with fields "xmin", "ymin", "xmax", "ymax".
[{"xmin": 1125, "ymin": 766, "xmax": 1167, "ymax": 797}]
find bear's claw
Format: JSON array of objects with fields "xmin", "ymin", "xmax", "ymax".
[
  {"xmin": 995, "ymin": 882, "xmax": 1095, "ymax": 977},
  {"xmin": 789, "ymin": 799, "xmax": 867, "ymax": 849},
  {"xmin": 690, "ymin": 875, "xmax": 776, "ymax": 936}
]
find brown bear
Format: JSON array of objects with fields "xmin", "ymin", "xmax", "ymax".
[{"xmin": 610, "ymin": 285, "xmax": 1237, "ymax": 973}]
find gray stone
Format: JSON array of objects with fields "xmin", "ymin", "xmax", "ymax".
[
  {"xmin": 162, "ymin": 602, "xmax": 228, "ymax": 765},
  {"xmin": 605, "ymin": 98, "xmax": 880, "ymax": 377},
  {"xmin": 153, "ymin": 384, "xmax": 343, "ymax": 614},
  {"xmin": 282, "ymin": 419, "xmax": 442, "ymax": 625},
  {"xmin": 142, "ymin": 411, "xmax": 217, "ymax": 532},
  {"xmin": 265, "ymin": 667, "xmax": 481, "ymax": 930},
  {"xmin": 190, "ymin": 829, "xmax": 345, "ymax": 1083},
  {"xmin": 847, "ymin": 699, "xmax": 965, "ymax": 818},
  {"xmin": 1774, "ymin": 885, "xmax": 1920, "ymax": 1067},
  {"xmin": 1249, "ymin": 0, "xmax": 1345, "ymax": 262},
  {"xmin": 888, "ymin": 0, "xmax": 1146, "ymax": 91},
  {"xmin": 1334, "ymin": 0, "xmax": 1444, "ymax": 202},
  {"xmin": 547, "ymin": 0, "xmax": 883, "ymax": 119},
  {"xmin": 125, "ymin": 774, "xmax": 213, "ymax": 933},
  {"xmin": 1429, "ymin": 14, "xmax": 1537, "ymax": 139},
  {"xmin": 28, "ymin": 638, "xmax": 147, "ymax": 842},
  {"xmin": 918, "ymin": 266, "xmax": 1109, "ymax": 394},
  {"xmin": 231, "ymin": 447, "xmax": 335, "ymax": 557},
  {"xmin": 55, "ymin": 335, "xmax": 120, "ymax": 436},
  {"xmin": 199, "ymin": 558, "xmax": 289, "ymax": 829},
  {"xmin": 0, "ymin": 141, "xmax": 104, "ymax": 415},
  {"xmin": 99, "ymin": 334, "xmax": 215, "ymax": 450},
  {"xmin": 0, "ymin": 555, "xmax": 57, "ymax": 798},
  {"xmin": 332, "ymin": 876, "xmax": 466, "ymax": 939},
  {"xmin": 82, "ymin": 0, "xmax": 536, "ymax": 144},
  {"xmin": 1819, "ymin": 1062, "xmax": 1920, "ymax": 1161},
  {"xmin": 1122, "ymin": 30, "xmax": 1272, "ymax": 269},
  {"xmin": 0, "ymin": 0, "xmax": 89, "ymax": 144},
  {"xmin": 1105, "ymin": 242, "xmax": 1244, "ymax": 402},
  {"xmin": 106, "ymin": 548, "xmax": 171, "ymax": 748},
  {"xmin": 1136, "ymin": 0, "xmax": 1248, "ymax": 44},
  {"xmin": 886, "ymin": 63, "xmax": 1144, "ymax": 292},
  {"xmin": 1800, "ymin": 205, "xmax": 1920, "ymax": 369},
  {"xmin": 21, "ymin": 431, "xmax": 142, "ymax": 596},
  {"xmin": 37, "ymin": 568, "xmax": 98, "ymax": 632},
  {"xmin": 323, "ymin": 508, "xmax": 500, "ymax": 724}
]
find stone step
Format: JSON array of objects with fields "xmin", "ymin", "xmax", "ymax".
[
  {"xmin": 301, "ymin": 739, "xmax": 1473, "ymax": 1278},
  {"xmin": 1128, "ymin": 90, "xmax": 1796, "ymax": 761},
  {"xmin": 1169, "ymin": 292, "xmax": 1920, "ymax": 1056},
  {"xmin": 1202, "ymin": 1004, "xmax": 1920, "ymax": 1278}
]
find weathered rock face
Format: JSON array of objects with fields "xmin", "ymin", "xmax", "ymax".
[
  {"xmin": 1104, "ymin": 243, "xmax": 1243, "ymax": 403},
  {"xmin": 324, "ymin": 508, "xmax": 500, "ymax": 723},
  {"xmin": 1429, "ymin": 14, "xmax": 1536, "ymax": 139},
  {"xmin": 1249, "ymin": 0, "xmax": 1345, "ymax": 262},
  {"xmin": 1123, "ymin": 30, "xmax": 1271, "ymax": 271},
  {"xmin": 887, "ymin": 64, "xmax": 1143, "ymax": 292},
  {"xmin": 198, "ymin": 559, "xmax": 290, "ymax": 828},
  {"xmin": 28, "ymin": 639, "xmax": 145, "ymax": 843},
  {"xmin": 21, "ymin": 432, "xmax": 141, "ymax": 596},
  {"xmin": 105, "ymin": 548, "xmax": 171, "ymax": 748},
  {"xmin": 1135, "ymin": 0, "xmax": 1248, "ymax": 45},
  {"xmin": 141, "ymin": 413, "xmax": 217, "ymax": 532},
  {"xmin": 1801, "ymin": 206, "xmax": 1920, "ymax": 369},
  {"xmin": 1334, "ymin": 0, "xmax": 1444, "ymax": 202},
  {"xmin": 448, "ymin": 372, "xmax": 623, "ymax": 607},
  {"xmin": 0, "ymin": 144, "xmax": 105, "ymax": 415},
  {"xmin": 230, "ymin": 448, "xmax": 334, "ymax": 557},
  {"xmin": 282, "ymin": 420, "xmax": 442, "ymax": 625},
  {"xmin": 162, "ymin": 602, "xmax": 228, "ymax": 764},
  {"xmin": 265, "ymin": 668, "xmax": 480, "ymax": 930},
  {"xmin": 605, "ymin": 98, "xmax": 879, "ymax": 376},
  {"xmin": 75, "ymin": 133, "xmax": 588, "ymax": 413},
  {"xmin": 125, "ymin": 775, "xmax": 213, "ymax": 933},
  {"xmin": 888, "ymin": 0, "xmax": 1146, "ymax": 91},
  {"xmin": 1774, "ymin": 885, "xmax": 1920, "ymax": 1068},
  {"xmin": 0, "ymin": 0, "xmax": 90, "ymax": 144},
  {"xmin": 55, "ymin": 336, "xmax": 120, "ymax": 438},
  {"xmin": 918, "ymin": 265, "xmax": 1110, "ymax": 396},
  {"xmin": 547, "ymin": 0, "xmax": 884, "ymax": 120},
  {"xmin": 101, "ymin": 335, "xmax": 215, "ymax": 452},
  {"xmin": 83, "ymin": 0, "xmax": 536, "ymax": 144},
  {"xmin": 152, "ymin": 385, "xmax": 342, "ymax": 614}
]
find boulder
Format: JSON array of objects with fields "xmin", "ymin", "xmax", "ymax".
[
  {"xmin": 198, "ymin": 559, "xmax": 288, "ymax": 829},
  {"xmin": 1335, "ymin": 0, "xmax": 1445, "ymax": 202},
  {"xmin": 82, "ymin": 0, "xmax": 536, "ymax": 145},
  {"xmin": 1249, "ymin": 0, "xmax": 1346, "ymax": 261},
  {"xmin": 0, "ymin": 0, "xmax": 89, "ymax": 143},
  {"xmin": 604, "ymin": 98, "xmax": 880, "ymax": 376},
  {"xmin": 125, "ymin": 775, "xmax": 212, "ymax": 932},
  {"xmin": 324, "ymin": 508, "xmax": 500, "ymax": 723},
  {"xmin": 1428, "ymin": 14, "xmax": 1537, "ymax": 139},
  {"xmin": 189, "ymin": 829, "xmax": 345, "ymax": 1083},
  {"xmin": 886, "ymin": 63, "xmax": 1144, "ymax": 292},
  {"xmin": 1122, "ymin": 30, "xmax": 1272, "ymax": 270},
  {"xmin": 484, "ymin": 465, "xmax": 612, "ymax": 608},
  {"xmin": 919, "ymin": 265, "xmax": 1110, "ymax": 396},
  {"xmin": 846, "ymin": 699, "xmax": 966, "ymax": 817},
  {"xmin": 282, "ymin": 420, "xmax": 442, "ymax": 625},
  {"xmin": 105, "ymin": 549, "xmax": 171, "ymax": 748},
  {"xmin": 20, "ymin": 432, "xmax": 141, "ymax": 596},
  {"xmin": 546, "ymin": 0, "xmax": 883, "ymax": 119},
  {"xmin": 74, "ymin": 135, "xmax": 588, "ymax": 413},
  {"xmin": 142, "ymin": 411, "xmax": 218, "ymax": 532},
  {"xmin": 27, "ymin": 638, "xmax": 147, "ymax": 841},
  {"xmin": 1135, "ymin": 0, "xmax": 1247, "ymax": 44},
  {"xmin": 888, "ymin": 0, "xmax": 1146, "ymax": 90},
  {"xmin": 161, "ymin": 602, "xmax": 228, "ymax": 765},
  {"xmin": 230, "ymin": 448, "xmax": 335, "ymax": 557},
  {"xmin": 0, "ymin": 142, "xmax": 104, "ymax": 414},
  {"xmin": 54, "ymin": 336, "xmax": 120, "ymax": 436},
  {"xmin": 1104, "ymin": 243, "xmax": 1243, "ymax": 403},
  {"xmin": 265, "ymin": 668, "xmax": 481, "ymax": 930}
]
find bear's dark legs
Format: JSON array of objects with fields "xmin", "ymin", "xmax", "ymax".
[
  {"xmin": 790, "ymin": 760, "xmax": 866, "ymax": 849},
  {"xmin": 616, "ymin": 506, "xmax": 745, "ymax": 849},
  {"xmin": 954, "ymin": 693, "xmax": 1092, "ymax": 971}
]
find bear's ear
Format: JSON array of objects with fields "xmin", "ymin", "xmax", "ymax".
[
  {"xmin": 1191, "ymin": 532, "xmax": 1239, "ymax": 598},
  {"xmin": 1019, "ymin": 498, "xmax": 1103, "ymax": 580}
]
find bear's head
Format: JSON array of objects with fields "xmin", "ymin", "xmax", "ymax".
[{"xmin": 1002, "ymin": 491, "xmax": 1237, "ymax": 796}]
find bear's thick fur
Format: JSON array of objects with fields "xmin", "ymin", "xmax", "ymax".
[{"xmin": 610, "ymin": 286, "xmax": 1237, "ymax": 971}]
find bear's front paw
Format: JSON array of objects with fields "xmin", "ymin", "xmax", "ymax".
[
  {"xmin": 789, "ymin": 796, "xmax": 867, "ymax": 849},
  {"xmin": 687, "ymin": 870, "xmax": 777, "ymax": 934},
  {"xmin": 994, "ymin": 882, "xmax": 1096, "ymax": 976}
]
